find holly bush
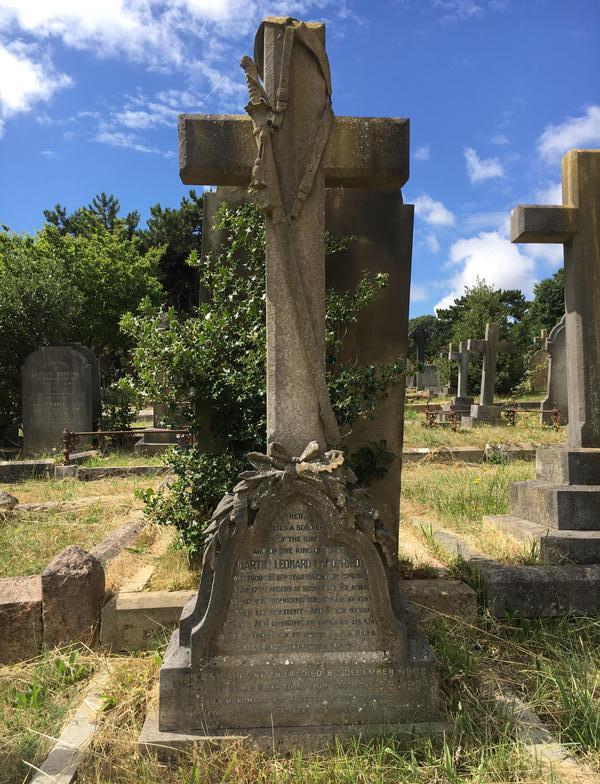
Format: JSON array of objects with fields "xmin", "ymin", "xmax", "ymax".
[{"xmin": 124, "ymin": 203, "xmax": 404, "ymax": 557}]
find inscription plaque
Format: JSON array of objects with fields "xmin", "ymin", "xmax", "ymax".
[{"xmin": 22, "ymin": 346, "xmax": 94, "ymax": 455}]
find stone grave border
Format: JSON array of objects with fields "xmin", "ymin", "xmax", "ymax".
[
  {"xmin": 426, "ymin": 523, "xmax": 600, "ymax": 617},
  {"xmin": 0, "ymin": 516, "xmax": 145, "ymax": 665}
]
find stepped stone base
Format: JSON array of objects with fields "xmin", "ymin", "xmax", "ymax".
[
  {"xmin": 139, "ymin": 709, "xmax": 447, "ymax": 757},
  {"xmin": 436, "ymin": 397, "xmax": 472, "ymax": 423},
  {"xmin": 462, "ymin": 404, "xmax": 504, "ymax": 428},
  {"xmin": 484, "ymin": 514, "xmax": 600, "ymax": 564},
  {"xmin": 488, "ymin": 447, "xmax": 600, "ymax": 563},
  {"xmin": 134, "ymin": 428, "xmax": 180, "ymax": 456},
  {"xmin": 509, "ymin": 481, "xmax": 600, "ymax": 531}
]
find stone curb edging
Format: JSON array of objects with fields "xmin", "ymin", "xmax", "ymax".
[
  {"xmin": 28, "ymin": 669, "xmax": 110, "ymax": 784},
  {"xmin": 0, "ymin": 517, "xmax": 147, "ymax": 665},
  {"xmin": 428, "ymin": 525, "xmax": 600, "ymax": 618},
  {"xmin": 90, "ymin": 516, "xmax": 145, "ymax": 566},
  {"xmin": 402, "ymin": 446, "xmax": 537, "ymax": 464},
  {"xmin": 494, "ymin": 689, "xmax": 599, "ymax": 783}
]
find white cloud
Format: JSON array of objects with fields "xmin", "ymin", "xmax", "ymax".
[
  {"xmin": 425, "ymin": 234, "xmax": 440, "ymax": 253},
  {"xmin": 434, "ymin": 0, "xmax": 507, "ymax": 24},
  {"xmin": 410, "ymin": 284, "xmax": 428, "ymax": 303},
  {"xmin": 537, "ymin": 105, "xmax": 600, "ymax": 163},
  {"xmin": 460, "ymin": 210, "xmax": 508, "ymax": 234},
  {"xmin": 535, "ymin": 181, "xmax": 562, "ymax": 205},
  {"xmin": 414, "ymin": 144, "xmax": 430, "ymax": 161},
  {"xmin": 464, "ymin": 146, "xmax": 504, "ymax": 183},
  {"xmin": 95, "ymin": 129, "xmax": 163, "ymax": 155},
  {"xmin": 491, "ymin": 133, "xmax": 508, "ymax": 145},
  {"xmin": 414, "ymin": 194, "xmax": 455, "ymax": 226},
  {"xmin": 526, "ymin": 242, "xmax": 564, "ymax": 268},
  {"xmin": 434, "ymin": 230, "xmax": 537, "ymax": 311},
  {"xmin": 0, "ymin": 41, "xmax": 71, "ymax": 134}
]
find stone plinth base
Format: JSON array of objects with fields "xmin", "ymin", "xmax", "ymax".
[
  {"xmin": 139, "ymin": 709, "xmax": 447, "ymax": 757},
  {"xmin": 509, "ymin": 481, "xmax": 600, "ymax": 531},
  {"xmin": 489, "ymin": 448, "xmax": 600, "ymax": 563},
  {"xmin": 462, "ymin": 404, "xmax": 503, "ymax": 428},
  {"xmin": 134, "ymin": 428, "xmax": 179, "ymax": 456},
  {"xmin": 484, "ymin": 514, "xmax": 600, "ymax": 564},
  {"xmin": 509, "ymin": 447, "xmax": 600, "ymax": 531},
  {"xmin": 436, "ymin": 397, "xmax": 472, "ymax": 423}
]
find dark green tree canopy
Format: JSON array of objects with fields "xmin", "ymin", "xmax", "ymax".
[
  {"xmin": 44, "ymin": 192, "xmax": 140, "ymax": 239},
  {"xmin": 138, "ymin": 190, "xmax": 203, "ymax": 311}
]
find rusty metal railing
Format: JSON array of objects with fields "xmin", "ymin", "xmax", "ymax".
[{"xmin": 62, "ymin": 428, "xmax": 192, "ymax": 465}]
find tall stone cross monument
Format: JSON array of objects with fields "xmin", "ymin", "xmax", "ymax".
[
  {"xmin": 511, "ymin": 149, "xmax": 600, "ymax": 450},
  {"xmin": 463, "ymin": 323, "xmax": 515, "ymax": 426},
  {"xmin": 141, "ymin": 17, "xmax": 440, "ymax": 754},
  {"xmin": 484, "ymin": 150, "xmax": 600, "ymax": 564},
  {"xmin": 179, "ymin": 17, "xmax": 409, "ymax": 456}
]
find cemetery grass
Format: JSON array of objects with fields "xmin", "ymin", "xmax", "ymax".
[
  {"xmin": 0, "ymin": 475, "xmax": 161, "ymax": 505},
  {"xmin": 401, "ymin": 462, "xmax": 538, "ymax": 563},
  {"xmin": 402, "ymin": 409, "xmax": 566, "ymax": 450},
  {"xmin": 70, "ymin": 614, "xmax": 600, "ymax": 783},
  {"xmin": 0, "ymin": 646, "xmax": 100, "ymax": 784},
  {"xmin": 0, "ymin": 479, "xmax": 160, "ymax": 578},
  {"xmin": 86, "ymin": 450, "xmax": 168, "ymax": 468}
]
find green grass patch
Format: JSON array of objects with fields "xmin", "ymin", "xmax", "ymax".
[
  {"xmin": 402, "ymin": 462, "xmax": 534, "ymax": 534},
  {"xmin": 0, "ymin": 647, "xmax": 97, "ymax": 784},
  {"xmin": 85, "ymin": 450, "xmax": 167, "ymax": 468},
  {"xmin": 0, "ymin": 501, "xmax": 134, "ymax": 577},
  {"xmin": 403, "ymin": 414, "xmax": 565, "ymax": 450}
]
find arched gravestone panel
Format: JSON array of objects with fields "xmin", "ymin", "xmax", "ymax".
[
  {"xmin": 159, "ymin": 460, "xmax": 439, "ymax": 735},
  {"xmin": 22, "ymin": 346, "xmax": 93, "ymax": 455}
]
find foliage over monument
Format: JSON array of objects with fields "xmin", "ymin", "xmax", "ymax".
[{"xmin": 126, "ymin": 203, "xmax": 404, "ymax": 555}]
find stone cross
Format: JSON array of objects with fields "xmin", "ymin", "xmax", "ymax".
[
  {"xmin": 467, "ymin": 323, "xmax": 515, "ymax": 406},
  {"xmin": 511, "ymin": 149, "xmax": 600, "ymax": 449},
  {"xmin": 410, "ymin": 322, "xmax": 428, "ymax": 366},
  {"xmin": 533, "ymin": 327, "xmax": 548, "ymax": 349},
  {"xmin": 179, "ymin": 16, "xmax": 408, "ymax": 456},
  {"xmin": 448, "ymin": 340, "xmax": 472, "ymax": 399}
]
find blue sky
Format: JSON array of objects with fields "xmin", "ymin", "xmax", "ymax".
[{"xmin": 0, "ymin": 0, "xmax": 598, "ymax": 316}]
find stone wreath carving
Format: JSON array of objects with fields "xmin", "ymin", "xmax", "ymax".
[{"xmin": 202, "ymin": 440, "xmax": 395, "ymax": 570}]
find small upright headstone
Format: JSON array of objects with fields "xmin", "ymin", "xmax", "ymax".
[
  {"xmin": 22, "ymin": 346, "xmax": 96, "ymax": 455},
  {"xmin": 462, "ymin": 323, "xmax": 515, "ymax": 427},
  {"xmin": 528, "ymin": 329, "xmax": 549, "ymax": 393},
  {"xmin": 540, "ymin": 316, "xmax": 568, "ymax": 425}
]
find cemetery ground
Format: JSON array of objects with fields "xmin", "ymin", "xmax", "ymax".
[{"xmin": 2, "ymin": 428, "xmax": 600, "ymax": 782}]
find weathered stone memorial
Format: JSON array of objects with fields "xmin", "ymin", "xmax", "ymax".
[
  {"xmin": 141, "ymin": 16, "xmax": 439, "ymax": 753},
  {"xmin": 540, "ymin": 316, "xmax": 568, "ymax": 426},
  {"xmin": 22, "ymin": 345, "xmax": 97, "ymax": 455},
  {"xmin": 462, "ymin": 323, "xmax": 514, "ymax": 427},
  {"xmin": 488, "ymin": 149, "xmax": 600, "ymax": 563},
  {"xmin": 409, "ymin": 323, "xmax": 439, "ymax": 393},
  {"xmin": 528, "ymin": 329, "xmax": 549, "ymax": 393},
  {"xmin": 437, "ymin": 341, "xmax": 474, "ymax": 422}
]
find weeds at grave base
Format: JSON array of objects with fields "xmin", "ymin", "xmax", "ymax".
[
  {"xmin": 70, "ymin": 612, "xmax": 600, "ymax": 782},
  {"xmin": 403, "ymin": 461, "xmax": 543, "ymax": 564},
  {"xmin": 0, "ymin": 644, "xmax": 104, "ymax": 784}
]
